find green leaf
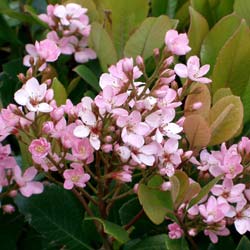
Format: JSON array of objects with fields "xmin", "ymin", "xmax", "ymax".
[
  {"xmin": 200, "ymin": 13, "xmax": 241, "ymax": 72},
  {"xmin": 209, "ymin": 95, "xmax": 243, "ymax": 145},
  {"xmin": 183, "ymin": 114, "xmax": 211, "ymax": 150},
  {"xmin": 165, "ymin": 236, "xmax": 189, "ymax": 250},
  {"xmin": 175, "ymin": 1, "xmax": 190, "ymax": 30},
  {"xmin": 208, "ymin": 236, "xmax": 236, "ymax": 250},
  {"xmin": 105, "ymin": 0, "xmax": 149, "ymax": 58},
  {"xmin": 124, "ymin": 15, "xmax": 178, "ymax": 60},
  {"xmin": 213, "ymin": 0, "xmax": 234, "ymax": 21},
  {"xmin": 23, "ymin": 5, "xmax": 49, "ymax": 27},
  {"xmin": 85, "ymin": 217, "xmax": 129, "ymax": 244},
  {"xmin": 51, "ymin": 78, "xmax": 67, "ymax": 105},
  {"xmin": 212, "ymin": 88, "xmax": 232, "ymax": 104},
  {"xmin": 211, "ymin": 21, "xmax": 250, "ymax": 95},
  {"xmin": 138, "ymin": 184, "xmax": 174, "ymax": 225},
  {"xmin": 188, "ymin": 175, "xmax": 222, "ymax": 208},
  {"xmin": 234, "ymin": 0, "xmax": 250, "ymax": 26},
  {"xmin": 15, "ymin": 184, "xmax": 94, "ymax": 250},
  {"xmin": 89, "ymin": 22, "xmax": 117, "ymax": 71},
  {"xmin": 151, "ymin": 0, "xmax": 178, "ymax": 18},
  {"xmin": 191, "ymin": 0, "xmax": 214, "ymax": 27},
  {"xmin": 187, "ymin": 7, "xmax": 209, "ymax": 57},
  {"xmin": 125, "ymin": 234, "xmax": 168, "ymax": 250},
  {"xmin": 236, "ymin": 236, "xmax": 250, "ymax": 250},
  {"xmin": 73, "ymin": 65, "xmax": 100, "ymax": 92},
  {"xmin": 0, "ymin": 211, "xmax": 24, "ymax": 250}
]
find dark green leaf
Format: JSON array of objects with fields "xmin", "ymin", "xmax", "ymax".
[
  {"xmin": 151, "ymin": 0, "xmax": 178, "ymax": 18},
  {"xmin": 15, "ymin": 184, "xmax": 94, "ymax": 250},
  {"xmin": 236, "ymin": 236, "xmax": 250, "ymax": 250},
  {"xmin": 73, "ymin": 65, "xmax": 100, "ymax": 92},
  {"xmin": 165, "ymin": 235, "xmax": 189, "ymax": 250},
  {"xmin": 85, "ymin": 217, "xmax": 130, "ymax": 244}
]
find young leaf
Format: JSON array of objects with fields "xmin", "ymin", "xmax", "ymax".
[
  {"xmin": 211, "ymin": 21, "xmax": 250, "ymax": 95},
  {"xmin": 124, "ymin": 16, "xmax": 177, "ymax": 60},
  {"xmin": 209, "ymin": 95, "xmax": 243, "ymax": 146},
  {"xmin": 138, "ymin": 184, "xmax": 174, "ymax": 225},
  {"xmin": 200, "ymin": 13, "xmax": 241, "ymax": 72},
  {"xmin": 73, "ymin": 65, "xmax": 100, "ymax": 92},
  {"xmin": 151, "ymin": 0, "xmax": 178, "ymax": 18},
  {"xmin": 15, "ymin": 185, "xmax": 94, "ymax": 250},
  {"xmin": 85, "ymin": 217, "xmax": 129, "ymax": 244},
  {"xmin": 52, "ymin": 78, "xmax": 67, "ymax": 105},
  {"xmin": 188, "ymin": 175, "xmax": 222, "ymax": 208},
  {"xmin": 212, "ymin": 88, "xmax": 232, "ymax": 104},
  {"xmin": 187, "ymin": 7, "xmax": 209, "ymax": 57},
  {"xmin": 89, "ymin": 22, "xmax": 117, "ymax": 71},
  {"xmin": 183, "ymin": 114, "xmax": 211, "ymax": 150},
  {"xmin": 184, "ymin": 83, "xmax": 211, "ymax": 119}
]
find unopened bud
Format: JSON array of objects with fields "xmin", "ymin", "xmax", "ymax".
[
  {"xmin": 192, "ymin": 102, "xmax": 202, "ymax": 110},
  {"xmin": 161, "ymin": 181, "xmax": 172, "ymax": 191},
  {"xmin": 2, "ymin": 204, "xmax": 15, "ymax": 214},
  {"xmin": 136, "ymin": 55, "xmax": 144, "ymax": 71},
  {"xmin": 17, "ymin": 73, "xmax": 26, "ymax": 83}
]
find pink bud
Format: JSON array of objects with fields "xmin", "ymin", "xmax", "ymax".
[
  {"xmin": 42, "ymin": 121, "xmax": 54, "ymax": 134},
  {"xmin": 102, "ymin": 144, "xmax": 113, "ymax": 153},
  {"xmin": 2, "ymin": 204, "xmax": 15, "ymax": 214},
  {"xmin": 8, "ymin": 190, "xmax": 18, "ymax": 198},
  {"xmin": 50, "ymin": 107, "xmax": 64, "ymax": 121},
  {"xmin": 133, "ymin": 183, "xmax": 139, "ymax": 193},
  {"xmin": 104, "ymin": 135, "xmax": 112, "ymax": 143},
  {"xmin": 161, "ymin": 181, "xmax": 172, "ymax": 191},
  {"xmin": 45, "ymin": 89, "xmax": 54, "ymax": 102},
  {"xmin": 192, "ymin": 102, "xmax": 202, "ymax": 110}
]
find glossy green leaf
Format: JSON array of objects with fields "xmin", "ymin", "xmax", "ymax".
[
  {"xmin": 212, "ymin": 88, "xmax": 232, "ymax": 104},
  {"xmin": 234, "ymin": 0, "xmax": 250, "ymax": 25},
  {"xmin": 15, "ymin": 185, "xmax": 94, "ymax": 250},
  {"xmin": 236, "ymin": 236, "xmax": 250, "ymax": 250},
  {"xmin": 211, "ymin": 21, "xmax": 250, "ymax": 95},
  {"xmin": 208, "ymin": 236, "xmax": 236, "ymax": 250},
  {"xmin": 175, "ymin": 1, "xmax": 190, "ymax": 30},
  {"xmin": 151, "ymin": 0, "xmax": 178, "ymax": 18},
  {"xmin": 187, "ymin": 7, "xmax": 209, "ymax": 57},
  {"xmin": 209, "ymin": 95, "xmax": 243, "ymax": 146},
  {"xmin": 183, "ymin": 114, "xmax": 211, "ymax": 150},
  {"xmin": 73, "ymin": 65, "xmax": 100, "ymax": 92},
  {"xmin": 165, "ymin": 236, "xmax": 189, "ymax": 250},
  {"xmin": 191, "ymin": 0, "xmax": 214, "ymax": 27},
  {"xmin": 52, "ymin": 78, "xmax": 67, "ymax": 105},
  {"xmin": 213, "ymin": 0, "xmax": 234, "ymax": 21},
  {"xmin": 89, "ymin": 22, "xmax": 117, "ymax": 71},
  {"xmin": 138, "ymin": 184, "xmax": 174, "ymax": 225},
  {"xmin": 124, "ymin": 16, "xmax": 177, "ymax": 60},
  {"xmin": 126, "ymin": 234, "xmax": 168, "ymax": 250},
  {"xmin": 200, "ymin": 13, "xmax": 241, "ymax": 72},
  {"xmin": 85, "ymin": 217, "xmax": 129, "ymax": 244},
  {"xmin": 105, "ymin": 0, "xmax": 149, "ymax": 58},
  {"xmin": 188, "ymin": 175, "xmax": 222, "ymax": 208}
]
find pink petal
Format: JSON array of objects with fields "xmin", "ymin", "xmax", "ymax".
[
  {"xmin": 23, "ymin": 167, "xmax": 37, "ymax": 182},
  {"xmin": 174, "ymin": 64, "xmax": 188, "ymax": 78},
  {"xmin": 73, "ymin": 125, "xmax": 90, "ymax": 138}
]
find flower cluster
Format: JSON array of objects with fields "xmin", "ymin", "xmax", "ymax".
[
  {"xmin": 1, "ymin": 9, "xmax": 249, "ymax": 245},
  {"xmin": 39, "ymin": 3, "xmax": 96, "ymax": 63}
]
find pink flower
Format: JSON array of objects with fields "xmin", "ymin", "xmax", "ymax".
[
  {"xmin": 112, "ymin": 165, "xmax": 133, "ymax": 183},
  {"xmin": 168, "ymin": 223, "xmax": 183, "ymax": 239},
  {"xmin": 165, "ymin": 30, "xmax": 191, "ymax": 55},
  {"xmin": 204, "ymin": 221, "xmax": 230, "ymax": 243},
  {"xmin": 211, "ymin": 178, "xmax": 245, "ymax": 204},
  {"xmin": 63, "ymin": 163, "xmax": 90, "ymax": 190},
  {"xmin": 95, "ymin": 85, "xmax": 128, "ymax": 114},
  {"xmin": 29, "ymin": 138, "xmax": 51, "ymax": 159},
  {"xmin": 2, "ymin": 204, "xmax": 15, "ymax": 214},
  {"xmin": 74, "ymin": 38, "xmax": 96, "ymax": 63},
  {"xmin": 174, "ymin": 56, "xmax": 211, "ymax": 83},
  {"xmin": 71, "ymin": 138, "xmax": 94, "ymax": 161},
  {"xmin": 199, "ymin": 196, "xmax": 230, "ymax": 223},
  {"xmin": 117, "ymin": 110, "xmax": 149, "ymax": 148},
  {"xmin": 35, "ymin": 39, "xmax": 60, "ymax": 62},
  {"xmin": 14, "ymin": 166, "xmax": 44, "ymax": 197},
  {"xmin": 14, "ymin": 77, "xmax": 53, "ymax": 112}
]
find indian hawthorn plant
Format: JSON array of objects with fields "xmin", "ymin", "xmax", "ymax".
[{"xmin": 1, "ymin": 2, "xmax": 250, "ymax": 250}]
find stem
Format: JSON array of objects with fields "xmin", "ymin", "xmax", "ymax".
[
  {"xmin": 71, "ymin": 188, "xmax": 94, "ymax": 217},
  {"xmin": 124, "ymin": 209, "xmax": 144, "ymax": 230}
]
